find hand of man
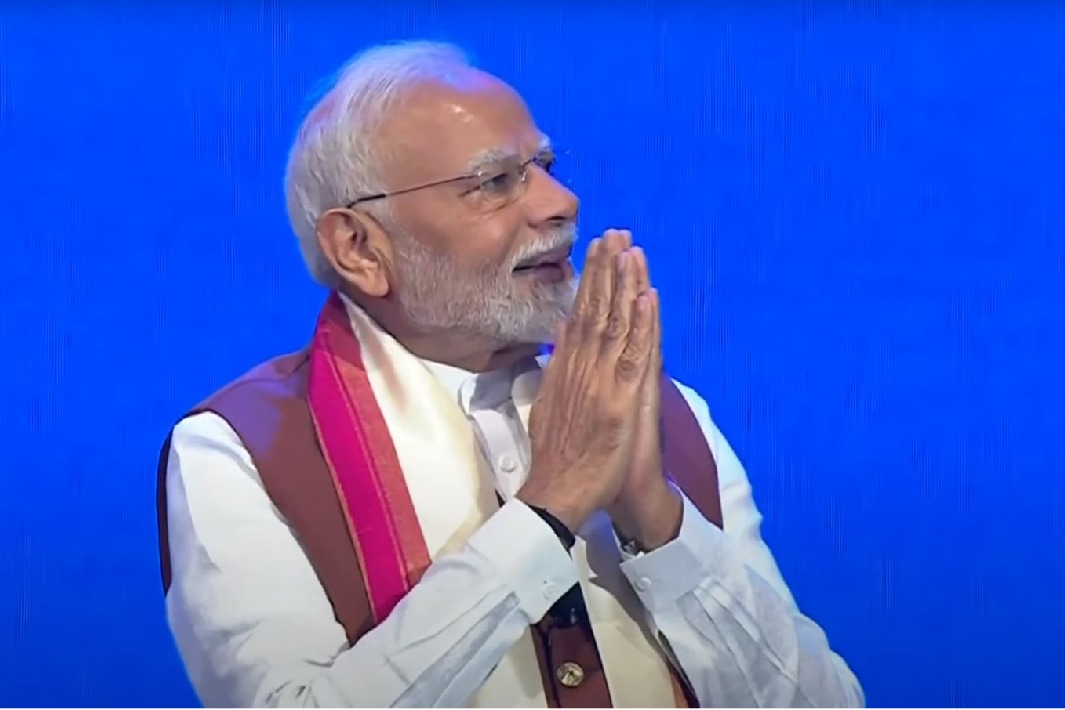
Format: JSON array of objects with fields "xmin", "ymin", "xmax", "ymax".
[
  {"xmin": 604, "ymin": 244, "xmax": 684, "ymax": 551},
  {"xmin": 518, "ymin": 230, "xmax": 658, "ymax": 534}
]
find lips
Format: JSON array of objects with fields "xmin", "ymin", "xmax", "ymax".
[{"xmin": 513, "ymin": 246, "xmax": 573, "ymax": 272}]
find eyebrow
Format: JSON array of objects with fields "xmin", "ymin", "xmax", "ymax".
[{"xmin": 462, "ymin": 134, "xmax": 553, "ymax": 175}]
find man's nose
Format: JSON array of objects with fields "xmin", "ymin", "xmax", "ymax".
[{"xmin": 525, "ymin": 166, "xmax": 579, "ymax": 227}]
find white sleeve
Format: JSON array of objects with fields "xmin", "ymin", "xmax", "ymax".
[
  {"xmin": 617, "ymin": 383, "xmax": 864, "ymax": 708},
  {"xmin": 164, "ymin": 412, "xmax": 578, "ymax": 708}
]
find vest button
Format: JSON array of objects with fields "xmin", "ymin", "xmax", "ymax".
[{"xmin": 556, "ymin": 661, "xmax": 585, "ymax": 688}]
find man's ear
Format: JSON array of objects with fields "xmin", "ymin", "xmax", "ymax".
[{"xmin": 315, "ymin": 208, "xmax": 392, "ymax": 297}]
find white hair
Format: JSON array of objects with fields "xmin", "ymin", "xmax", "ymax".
[{"xmin": 284, "ymin": 41, "xmax": 472, "ymax": 286}]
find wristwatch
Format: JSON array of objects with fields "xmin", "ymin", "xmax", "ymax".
[{"xmin": 617, "ymin": 534, "xmax": 647, "ymax": 558}]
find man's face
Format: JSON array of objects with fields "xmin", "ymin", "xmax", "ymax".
[{"xmin": 376, "ymin": 70, "xmax": 580, "ymax": 345}]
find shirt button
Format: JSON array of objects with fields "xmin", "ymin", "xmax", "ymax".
[
  {"xmin": 498, "ymin": 455, "xmax": 518, "ymax": 473},
  {"xmin": 635, "ymin": 576, "xmax": 653, "ymax": 592},
  {"xmin": 543, "ymin": 582, "xmax": 557, "ymax": 600},
  {"xmin": 556, "ymin": 661, "xmax": 585, "ymax": 688}
]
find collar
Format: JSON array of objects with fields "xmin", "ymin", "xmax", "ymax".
[{"xmin": 420, "ymin": 357, "xmax": 515, "ymax": 413}]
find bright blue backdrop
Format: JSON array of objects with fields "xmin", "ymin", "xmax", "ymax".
[{"xmin": 2, "ymin": 2, "xmax": 1063, "ymax": 707}]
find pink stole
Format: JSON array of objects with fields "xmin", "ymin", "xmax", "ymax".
[{"xmin": 306, "ymin": 292, "xmax": 432, "ymax": 622}]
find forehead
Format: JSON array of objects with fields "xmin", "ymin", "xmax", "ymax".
[{"xmin": 380, "ymin": 69, "xmax": 546, "ymax": 180}]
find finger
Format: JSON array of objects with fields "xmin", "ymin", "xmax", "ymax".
[
  {"xmin": 572, "ymin": 237, "xmax": 613, "ymax": 332},
  {"xmin": 594, "ymin": 229, "xmax": 630, "ymax": 296},
  {"xmin": 552, "ymin": 317, "xmax": 568, "ymax": 351},
  {"xmin": 571, "ymin": 237, "xmax": 602, "ymax": 314},
  {"xmin": 540, "ymin": 318, "xmax": 571, "ymax": 390},
  {"xmin": 602, "ymin": 248, "xmax": 638, "ymax": 354},
  {"xmin": 648, "ymin": 288, "xmax": 662, "ymax": 377},
  {"xmin": 601, "ymin": 228, "xmax": 632, "ymax": 255},
  {"xmin": 616, "ymin": 291, "xmax": 655, "ymax": 386},
  {"xmin": 573, "ymin": 229, "xmax": 628, "ymax": 336},
  {"xmin": 630, "ymin": 246, "xmax": 650, "ymax": 296},
  {"xmin": 635, "ymin": 288, "xmax": 662, "ymax": 405}
]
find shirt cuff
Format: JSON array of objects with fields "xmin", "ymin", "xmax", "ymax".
[
  {"xmin": 466, "ymin": 499, "xmax": 580, "ymax": 622},
  {"xmin": 618, "ymin": 491, "xmax": 727, "ymax": 612}
]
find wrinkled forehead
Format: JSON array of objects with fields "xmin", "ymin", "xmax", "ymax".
[{"xmin": 378, "ymin": 69, "xmax": 550, "ymax": 183}]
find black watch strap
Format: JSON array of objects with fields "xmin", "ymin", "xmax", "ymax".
[{"xmin": 526, "ymin": 504, "xmax": 577, "ymax": 551}]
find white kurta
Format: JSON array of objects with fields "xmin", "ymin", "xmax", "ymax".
[{"xmin": 162, "ymin": 299, "xmax": 863, "ymax": 708}]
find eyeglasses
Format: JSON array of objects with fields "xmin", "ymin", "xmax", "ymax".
[{"xmin": 345, "ymin": 149, "xmax": 564, "ymax": 213}]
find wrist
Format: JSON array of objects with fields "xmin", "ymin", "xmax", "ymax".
[
  {"xmin": 525, "ymin": 503, "xmax": 577, "ymax": 550},
  {"xmin": 516, "ymin": 484, "xmax": 592, "ymax": 534},
  {"xmin": 612, "ymin": 481, "xmax": 683, "ymax": 552}
]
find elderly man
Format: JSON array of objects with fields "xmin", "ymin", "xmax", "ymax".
[{"xmin": 157, "ymin": 41, "xmax": 862, "ymax": 708}]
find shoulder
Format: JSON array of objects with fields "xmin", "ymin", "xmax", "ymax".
[
  {"xmin": 166, "ymin": 412, "xmax": 264, "ymax": 517},
  {"xmin": 196, "ymin": 351, "xmax": 312, "ymax": 411},
  {"xmin": 666, "ymin": 376, "xmax": 752, "ymax": 495},
  {"xmin": 164, "ymin": 350, "xmax": 312, "ymax": 464},
  {"xmin": 169, "ymin": 410, "xmax": 248, "ymax": 461},
  {"xmin": 669, "ymin": 377, "xmax": 712, "ymax": 424},
  {"xmin": 667, "ymin": 376, "xmax": 722, "ymax": 452}
]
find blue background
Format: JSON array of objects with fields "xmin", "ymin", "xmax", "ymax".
[{"xmin": 2, "ymin": 2, "xmax": 1063, "ymax": 707}]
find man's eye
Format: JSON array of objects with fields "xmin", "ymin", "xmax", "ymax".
[
  {"xmin": 535, "ymin": 155, "xmax": 556, "ymax": 174},
  {"xmin": 479, "ymin": 170, "xmax": 517, "ymax": 193}
]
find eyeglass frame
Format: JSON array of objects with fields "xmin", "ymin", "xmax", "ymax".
[{"xmin": 343, "ymin": 148, "xmax": 562, "ymax": 209}]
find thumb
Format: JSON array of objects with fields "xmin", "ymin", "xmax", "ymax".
[{"xmin": 551, "ymin": 320, "xmax": 567, "ymax": 352}]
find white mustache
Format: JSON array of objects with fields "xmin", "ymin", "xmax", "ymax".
[{"xmin": 510, "ymin": 225, "xmax": 578, "ymax": 269}]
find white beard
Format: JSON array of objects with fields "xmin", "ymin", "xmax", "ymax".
[{"xmin": 391, "ymin": 225, "xmax": 578, "ymax": 344}]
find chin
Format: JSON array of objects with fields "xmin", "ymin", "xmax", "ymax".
[{"xmin": 491, "ymin": 316, "xmax": 559, "ymax": 347}]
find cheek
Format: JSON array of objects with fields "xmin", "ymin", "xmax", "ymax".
[
  {"xmin": 401, "ymin": 202, "xmax": 524, "ymax": 272},
  {"xmin": 469, "ymin": 214, "xmax": 525, "ymax": 268}
]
